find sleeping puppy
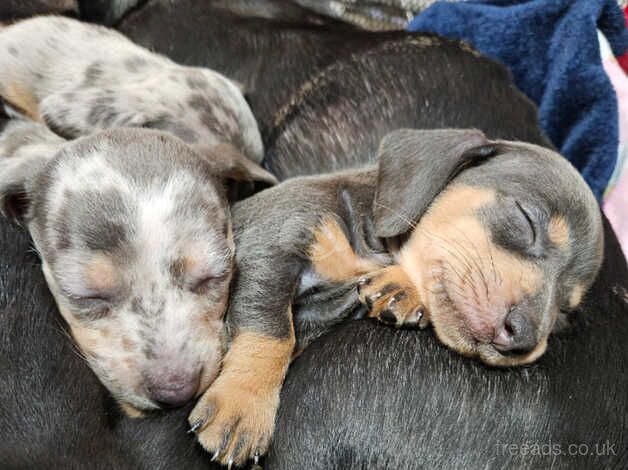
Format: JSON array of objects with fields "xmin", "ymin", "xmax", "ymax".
[
  {"xmin": 268, "ymin": 216, "xmax": 628, "ymax": 470},
  {"xmin": 187, "ymin": 128, "xmax": 603, "ymax": 466},
  {"xmin": 0, "ymin": 15, "xmax": 264, "ymax": 164},
  {"xmin": 0, "ymin": 121, "xmax": 275, "ymax": 415}
]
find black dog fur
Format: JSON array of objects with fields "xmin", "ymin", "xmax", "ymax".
[{"xmin": 0, "ymin": 1, "xmax": 626, "ymax": 468}]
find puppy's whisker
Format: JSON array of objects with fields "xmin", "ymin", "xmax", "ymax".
[
  {"xmin": 450, "ymin": 226, "xmax": 493, "ymax": 302},
  {"xmin": 412, "ymin": 226, "xmax": 477, "ymax": 277},
  {"xmin": 55, "ymin": 324, "xmax": 90, "ymax": 365},
  {"xmin": 484, "ymin": 231, "xmax": 499, "ymax": 287},
  {"xmin": 439, "ymin": 272, "xmax": 480, "ymax": 311}
]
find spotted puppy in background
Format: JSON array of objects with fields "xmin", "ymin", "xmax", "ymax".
[
  {"xmin": 186, "ymin": 128, "xmax": 604, "ymax": 466},
  {"xmin": 0, "ymin": 120, "xmax": 275, "ymax": 415},
  {"xmin": 0, "ymin": 15, "xmax": 264, "ymax": 164}
]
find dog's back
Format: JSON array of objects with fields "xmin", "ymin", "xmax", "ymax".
[
  {"xmin": 119, "ymin": 1, "xmax": 550, "ymax": 180},
  {"xmin": 0, "ymin": 15, "xmax": 264, "ymax": 162},
  {"xmin": 263, "ymin": 34, "xmax": 551, "ymax": 179}
]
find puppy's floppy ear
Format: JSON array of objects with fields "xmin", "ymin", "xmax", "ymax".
[
  {"xmin": 0, "ymin": 120, "xmax": 64, "ymax": 224},
  {"xmin": 195, "ymin": 143, "xmax": 277, "ymax": 199},
  {"xmin": 373, "ymin": 128, "xmax": 496, "ymax": 238}
]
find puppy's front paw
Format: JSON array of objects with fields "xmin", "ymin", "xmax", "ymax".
[
  {"xmin": 189, "ymin": 377, "xmax": 278, "ymax": 468},
  {"xmin": 357, "ymin": 265, "xmax": 429, "ymax": 328}
]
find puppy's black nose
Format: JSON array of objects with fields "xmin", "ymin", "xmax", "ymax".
[
  {"xmin": 146, "ymin": 372, "xmax": 199, "ymax": 408},
  {"xmin": 493, "ymin": 309, "xmax": 537, "ymax": 355}
]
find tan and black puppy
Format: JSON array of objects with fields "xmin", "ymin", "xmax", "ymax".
[{"xmin": 187, "ymin": 128, "xmax": 603, "ymax": 466}]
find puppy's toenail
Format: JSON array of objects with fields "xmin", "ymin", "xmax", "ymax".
[
  {"xmin": 187, "ymin": 419, "xmax": 203, "ymax": 433},
  {"xmin": 415, "ymin": 307, "xmax": 424, "ymax": 320}
]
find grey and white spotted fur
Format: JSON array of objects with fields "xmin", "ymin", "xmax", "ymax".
[
  {"xmin": 0, "ymin": 15, "xmax": 264, "ymax": 163},
  {"xmin": 0, "ymin": 121, "xmax": 274, "ymax": 412}
]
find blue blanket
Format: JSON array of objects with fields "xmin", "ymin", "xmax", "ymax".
[{"xmin": 408, "ymin": 0, "xmax": 628, "ymax": 200}]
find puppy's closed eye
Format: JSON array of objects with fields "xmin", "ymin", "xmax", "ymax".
[
  {"xmin": 489, "ymin": 197, "xmax": 544, "ymax": 257},
  {"xmin": 514, "ymin": 200, "xmax": 536, "ymax": 247},
  {"xmin": 66, "ymin": 292, "xmax": 114, "ymax": 321},
  {"xmin": 188, "ymin": 272, "xmax": 229, "ymax": 295}
]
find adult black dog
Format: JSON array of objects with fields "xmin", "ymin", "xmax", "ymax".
[
  {"xmin": 120, "ymin": 3, "xmax": 627, "ymax": 467},
  {"xmin": 0, "ymin": 2, "xmax": 626, "ymax": 469}
]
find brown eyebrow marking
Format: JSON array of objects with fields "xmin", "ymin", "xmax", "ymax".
[
  {"xmin": 548, "ymin": 215, "xmax": 570, "ymax": 248},
  {"xmin": 85, "ymin": 255, "xmax": 120, "ymax": 293}
]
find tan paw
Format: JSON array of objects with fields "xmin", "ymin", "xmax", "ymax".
[
  {"xmin": 188, "ymin": 377, "xmax": 277, "ymax": 468},
  {"xmin": 357, "ymin": 265, "xmax": 429, "ymax": 328}
]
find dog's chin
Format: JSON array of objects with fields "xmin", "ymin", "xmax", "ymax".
[
  {"xmin": 426, "ymin": 278, "xmax": 548, "ymax": 368},
  {"xmin": 118, "ymin": 400, "xmax": 149, "ymax": 418},
  {"xmin": 478, "ymin": 338, "xmax": 549, "ymax": 367}
]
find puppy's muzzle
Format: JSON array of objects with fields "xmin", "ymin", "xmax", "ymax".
[
  {"xmin": 492, "ymin": 307, "xmax": 538, "ymax": 355},
  {"xmin": 144, "ymin": 368, "xmax": 201, "ymax": 408}
]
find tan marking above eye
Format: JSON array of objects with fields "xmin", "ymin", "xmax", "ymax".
[
  {"xmin": 308, "ymin": 216, "xmax": 382, "ymax": 283},
  {"xmin": 85, "ymin": 255, "xmax": 120, "ymax": 293},
  {"xmin": 171, "ymin": 256, "xmax": 206, "ymax": 285},
  {"xmin": 548, "ymin": 215, "xmax": 570, "ymax": 248}
]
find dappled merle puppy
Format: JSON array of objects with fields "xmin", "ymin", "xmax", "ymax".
[
  {"xmin": 0, "ymin": 15, "xmax": 264, "ymax": 165},
  {"xmin": 0, "ymin": 122, "xmax": 274, "ymax": 416},
  {"xmin": 0, "ymin": 174, "xmax": 219, "ymax": 468}
]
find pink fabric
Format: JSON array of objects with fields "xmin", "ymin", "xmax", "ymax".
[{"xmin": 601, "ymin": 31, "xmax": 628, "ymax": 256}]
